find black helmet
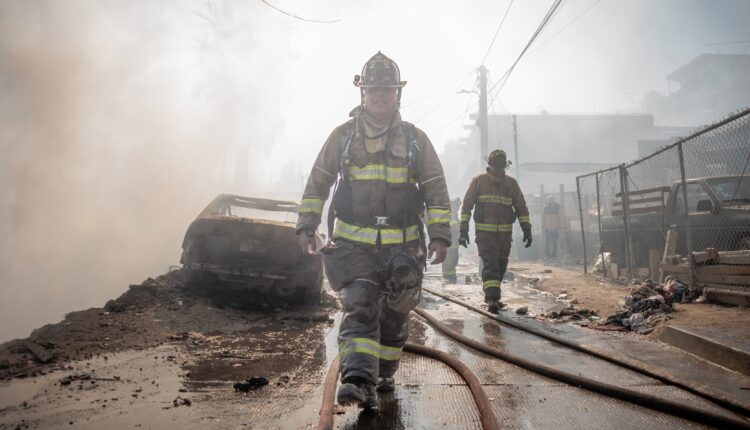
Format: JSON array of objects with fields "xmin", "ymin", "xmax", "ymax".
[
  {"xmin": 487, "ymin": 149, "xmax": 511, "ymax": 169},
  {"xmin": 354, "ymin": 51, "xmax": 407, "ymax": 88}
]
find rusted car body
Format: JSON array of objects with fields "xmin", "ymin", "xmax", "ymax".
[{"xmin": 180, "ymin": 194, "xmax": 324, "ymax": 304}]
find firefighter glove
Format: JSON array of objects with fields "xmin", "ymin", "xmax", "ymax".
[
  {"xmin": 458, "ymin": 232, "xmax": 470, "ymax": 248},
  {"xmin": 522, "ymin": 227, "xmax": 532, "ymax": 248}
]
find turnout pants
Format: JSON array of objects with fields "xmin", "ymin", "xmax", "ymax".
[
  {"xmin": 442, "ymin": 246, "xmax": 459, "ymax": 281},
  {"xmin": 544, "ymin": 229, "xmax": 559, "ymax": 259},
  {"xmin": 322, "ymin": 240, "xmax": 424, "ymax": 384},
  {"xmin": 476, "ymin": 232, "xmax": 512, "ymax": 301}
]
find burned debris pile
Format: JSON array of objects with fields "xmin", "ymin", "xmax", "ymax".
[{"xmin": 597, "ymin": 278, "xmax": 690, "ymax": 334}]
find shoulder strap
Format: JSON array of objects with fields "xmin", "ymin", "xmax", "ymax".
[
  {"xmin": 401, "ymin": 122, "xmax": 420, "ymax": 245},
  {"xmin": 327, "ymin": 122, "xmax": 356, "ymax": 242},
  {"xmin": 339, "ymin": 121, "xmax": 356, "ymax": 181},
  {"xmin": 402, "ymin": 121, "xmax": 419, "ymax": 170}
]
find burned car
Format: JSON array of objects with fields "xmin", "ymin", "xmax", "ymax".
[{"xmin": 180, "ymin": 194, "xmax": 324, "ymax": 305}]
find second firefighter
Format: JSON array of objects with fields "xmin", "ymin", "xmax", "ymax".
[{"xmin": 458, "ymin": 149, "xmax": 532, "ymax": 313}]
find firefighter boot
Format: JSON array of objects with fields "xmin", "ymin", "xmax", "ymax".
[
  {"xmin": 377, "ymin": 376, "xmax": 395, "ymax": 392},
  {"xmin": 337, "ymin": 377, "xmax": 377, "ymax": 409},
  {"xmin": 485, "ymin": 285, "xmax": 502, "ymax": 314},
  {"xmin": 485, "ymin": 298, "xmax": 501, "ymax": 314}
]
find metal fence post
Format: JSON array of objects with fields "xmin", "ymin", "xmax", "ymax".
[
  {"xmin": 676, "ymin": 142, "xmax": 697, "ymax": 290},
  {"xmin": 595, "ymin": 173, "xmax": 606, "ymax": 278},
  {"xmin": 619, "ymin": 165, "xmax": 634, "ymax": 281},
  {"xmin": 576, "ymin": 176, "xmax": 588, "ymax": 274}
]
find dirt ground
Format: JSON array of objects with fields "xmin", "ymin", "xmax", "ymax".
[
  {"xmin": 0, "ymin": 270, "xmax": 339, "ymax": 382},
  {"xmin": 508, "ymin": 261, "xmax": 630, "ymax": 318},
  {"xmin": 511, "ymin": 261, "xmax": 750, "ymax": 341}
]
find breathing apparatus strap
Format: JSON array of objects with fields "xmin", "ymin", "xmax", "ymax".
[
  {"xmin": 327, "ymin": 122, "xmax": 356, "ymax": 242},
  {"xmin": 402, "ymin": 123, "xmax": 418, "ymax": 246}
]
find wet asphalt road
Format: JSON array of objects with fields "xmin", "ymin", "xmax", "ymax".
[{"xmin": 0, "ymin": 265, "xmax": 744, "ymax": 429}]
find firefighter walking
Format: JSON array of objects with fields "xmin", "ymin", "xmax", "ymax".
[
  {"xmin": 458, "ymin": 150, "xmax": 532, "ymax": 313},
  {"xmin": 297, "ymin": 52, "xmax": 452, "ymax": 409},
  {"xmin": 442, "ymin": 197, "xmax": 461, "ymax": 282}
]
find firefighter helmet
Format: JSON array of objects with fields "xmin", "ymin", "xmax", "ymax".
[
  {"xmin": 487, "ymin": 149, "xmax": 511, "ymax": 169},
  {"xmin": 353, "ymin": 51, "xmax": 407, "ymax": 88}
]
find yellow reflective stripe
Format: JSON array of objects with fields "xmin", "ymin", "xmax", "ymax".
[
  {"xmin": 299, "ymin": 198, "xmax": 325, "ymax": 214},
  {"xmin": 461, "ymin": 213, "xmax": 470, "ymax": 222},
  {"xmin": 334, "ymin": 221, "xmax": 379, "ymax": 243},
  {"xmin": 380, "ymin": 225, "xmax": 420, "ymax": 244},
  {"xmin": 483, "ymin": 280, "xmax": 501, "ymax": 289},
  {"xmin": 334, "ymin": 220, "xmax": 419, "ymax": 245},
  {"xmin": 339, "ymin": 338, "xmax": 402, "ymax": 361},
  {"xmin": 427, "ymin": 208, "xmax": 451, "ymax": 225},
  {"xmin": 443, "ymin": 270, "xmax": 456, "ymax": 276},
  {"xmin": 518, "ymin": 216, "xmax": 530, "ymax": 224},
  {"xmin": 477, "ymin": 195, "xmax": 512, "ymax": 205},
  {"xmin": 348, "ymin": 164, "xmax": 415, "ymax": 184},
  {"xmin": 475, "ymin": 223, "xmax": 513, "ymax": 232},
  {"xmin": 449, "ymin": 219, "xmax": 457, "ymax": 226}
]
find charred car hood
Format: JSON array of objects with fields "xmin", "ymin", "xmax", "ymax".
[{"xmin": 181, "ymin": 216, "xmax": 310, "ymax": 271}]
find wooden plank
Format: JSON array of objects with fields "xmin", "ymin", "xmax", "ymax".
[
  {"xmin": 692, "ymin": 249, "xmax": 750, "ymax": 265},
  {"xmin": 612, "ymin": 206, "xmax": 664, "ymax": 216},
  {"xmin": 696, "ymin": 273, "xmax": 750, "ymax": 285},
  {"xmin": 660, "ymin": 228, "xmax": 678, "ymax": 282},
  {"xmin": 613, "ymin": 196, "xmax": 665, "ymax": 207},
  {"xmin": 662, "ymin": 263, "xmax": 750, "ymax": 276},
  {"xmin": 649, "ymin": 249, "xmax": 661, "ymax": 281},
  {"xmin": 698, "ymin": 283, "xmax": 750, "ymax": 293},
  {"xmin": 692, "ymin": 248, "xmax": 720, "ymax": 265},
  {"xmin": 615, "ymin": 186, "xmax": 670, "ymax": 197}
]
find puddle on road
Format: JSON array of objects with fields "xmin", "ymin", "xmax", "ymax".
[
  {"xmin": 0, "ymin": 345, "xmax": 188, "ymax": 430},
  {"xmin": 183, "ymin": 322, "xmax": 328, "ymax": 384}
]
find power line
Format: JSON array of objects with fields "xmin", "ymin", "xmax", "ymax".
[
  {"xmin": 412, "ymin": 74, "xmax": 476, "ymax": 123},
  {"xmin": 488, "ymin": 0, "xmax": 565, "ymax": 106},
  {"xmin": 528, "ymin": 0, "xmax": 603, "ymax": 56},
  {"xmin": 480, "ymin": 0, "xmax": 515, "ymax": 66},
  {"xmin": 260, "ymin": 0, "xmax": 341, "ymax": 23},
  {"xmin": 401, "ymin": 70, "xmax": 475, "ymax": 108},
  {"xmin": 489, "ymin": 0, "xmax": 564, "ymax": 97},
  {"xmin": 433, "ymin": 95, "xmax": 478, "ymax": 136}
]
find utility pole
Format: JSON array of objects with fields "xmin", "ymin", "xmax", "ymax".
[
  {"xmin": 478, "ymin": 65, "xmax": 488, "ymax": 167},
  {"xmin": 512, "ymin": 114, "xmax": 519, "ymax": 183}
]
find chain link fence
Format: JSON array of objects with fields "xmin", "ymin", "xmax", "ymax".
[{"xmin": 576, "ymin": 107, "xmax": 750, "ymax": 303}]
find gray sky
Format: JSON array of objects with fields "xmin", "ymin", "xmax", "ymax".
[{"xmin": 1, "ymin": 0, "xmax": 749, "ymax": 341}]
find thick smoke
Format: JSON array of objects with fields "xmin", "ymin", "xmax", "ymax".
[{"xmin": 0, "ymin": 1, "xmax": 288, "ymax": 341}]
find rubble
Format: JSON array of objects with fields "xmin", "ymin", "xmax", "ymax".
[
  {"xmin": 233, "ymin": 377, "xmax": 269, "ymax": 392},
  {"xmin": 59, "ymin": 373, "xmax": 92, "ymax": 386},
  {"xmin": 171, "ymin": 396, "xmax": 191, "ymax": 407},
  {"xmin": 23, "ymin": 341, "xmax": 55, "ymax": 364},
  {"xmin": 515, "ymin": 306, "xmax": 528, "ymax": 315},
  {"xmin": 596, "ymin": 278, "xmax": 690, "ymax": 334},
  {"xmin": 544, "ymin": 307, "xmax": 598, "ymax": 323}
]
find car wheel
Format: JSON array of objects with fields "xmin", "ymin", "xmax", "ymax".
[
  {"xmin": 180, "ymin": 267, "xmax": 215, "ymax": 292},
  {"xmin": 303, "ymin": 275, "xmax": 324, "ymax": 306}
]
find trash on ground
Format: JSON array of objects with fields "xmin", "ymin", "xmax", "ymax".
[
  {"xmin": 172, "ymin": 396, "xmax": 192, "ymax": 407},
  {"xmin": 543, "ymin": 307, "xmax": 598, "ymax": 323},
  {"xmin": 594, "ymin": 278, "xmax": 692, "ymax": 334},
  {"xmin": 233, "ymin": 377, "xmax": 269, "ymax": 392}
]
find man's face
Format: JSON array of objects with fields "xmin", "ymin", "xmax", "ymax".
[{"xmin": 363, "ymin": 86, "xmax": 398, "ymax": 120}]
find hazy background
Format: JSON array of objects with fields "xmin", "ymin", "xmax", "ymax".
[{"xmin": 1, "ymin": 0, "xmax": 748, "ymax": 341}]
